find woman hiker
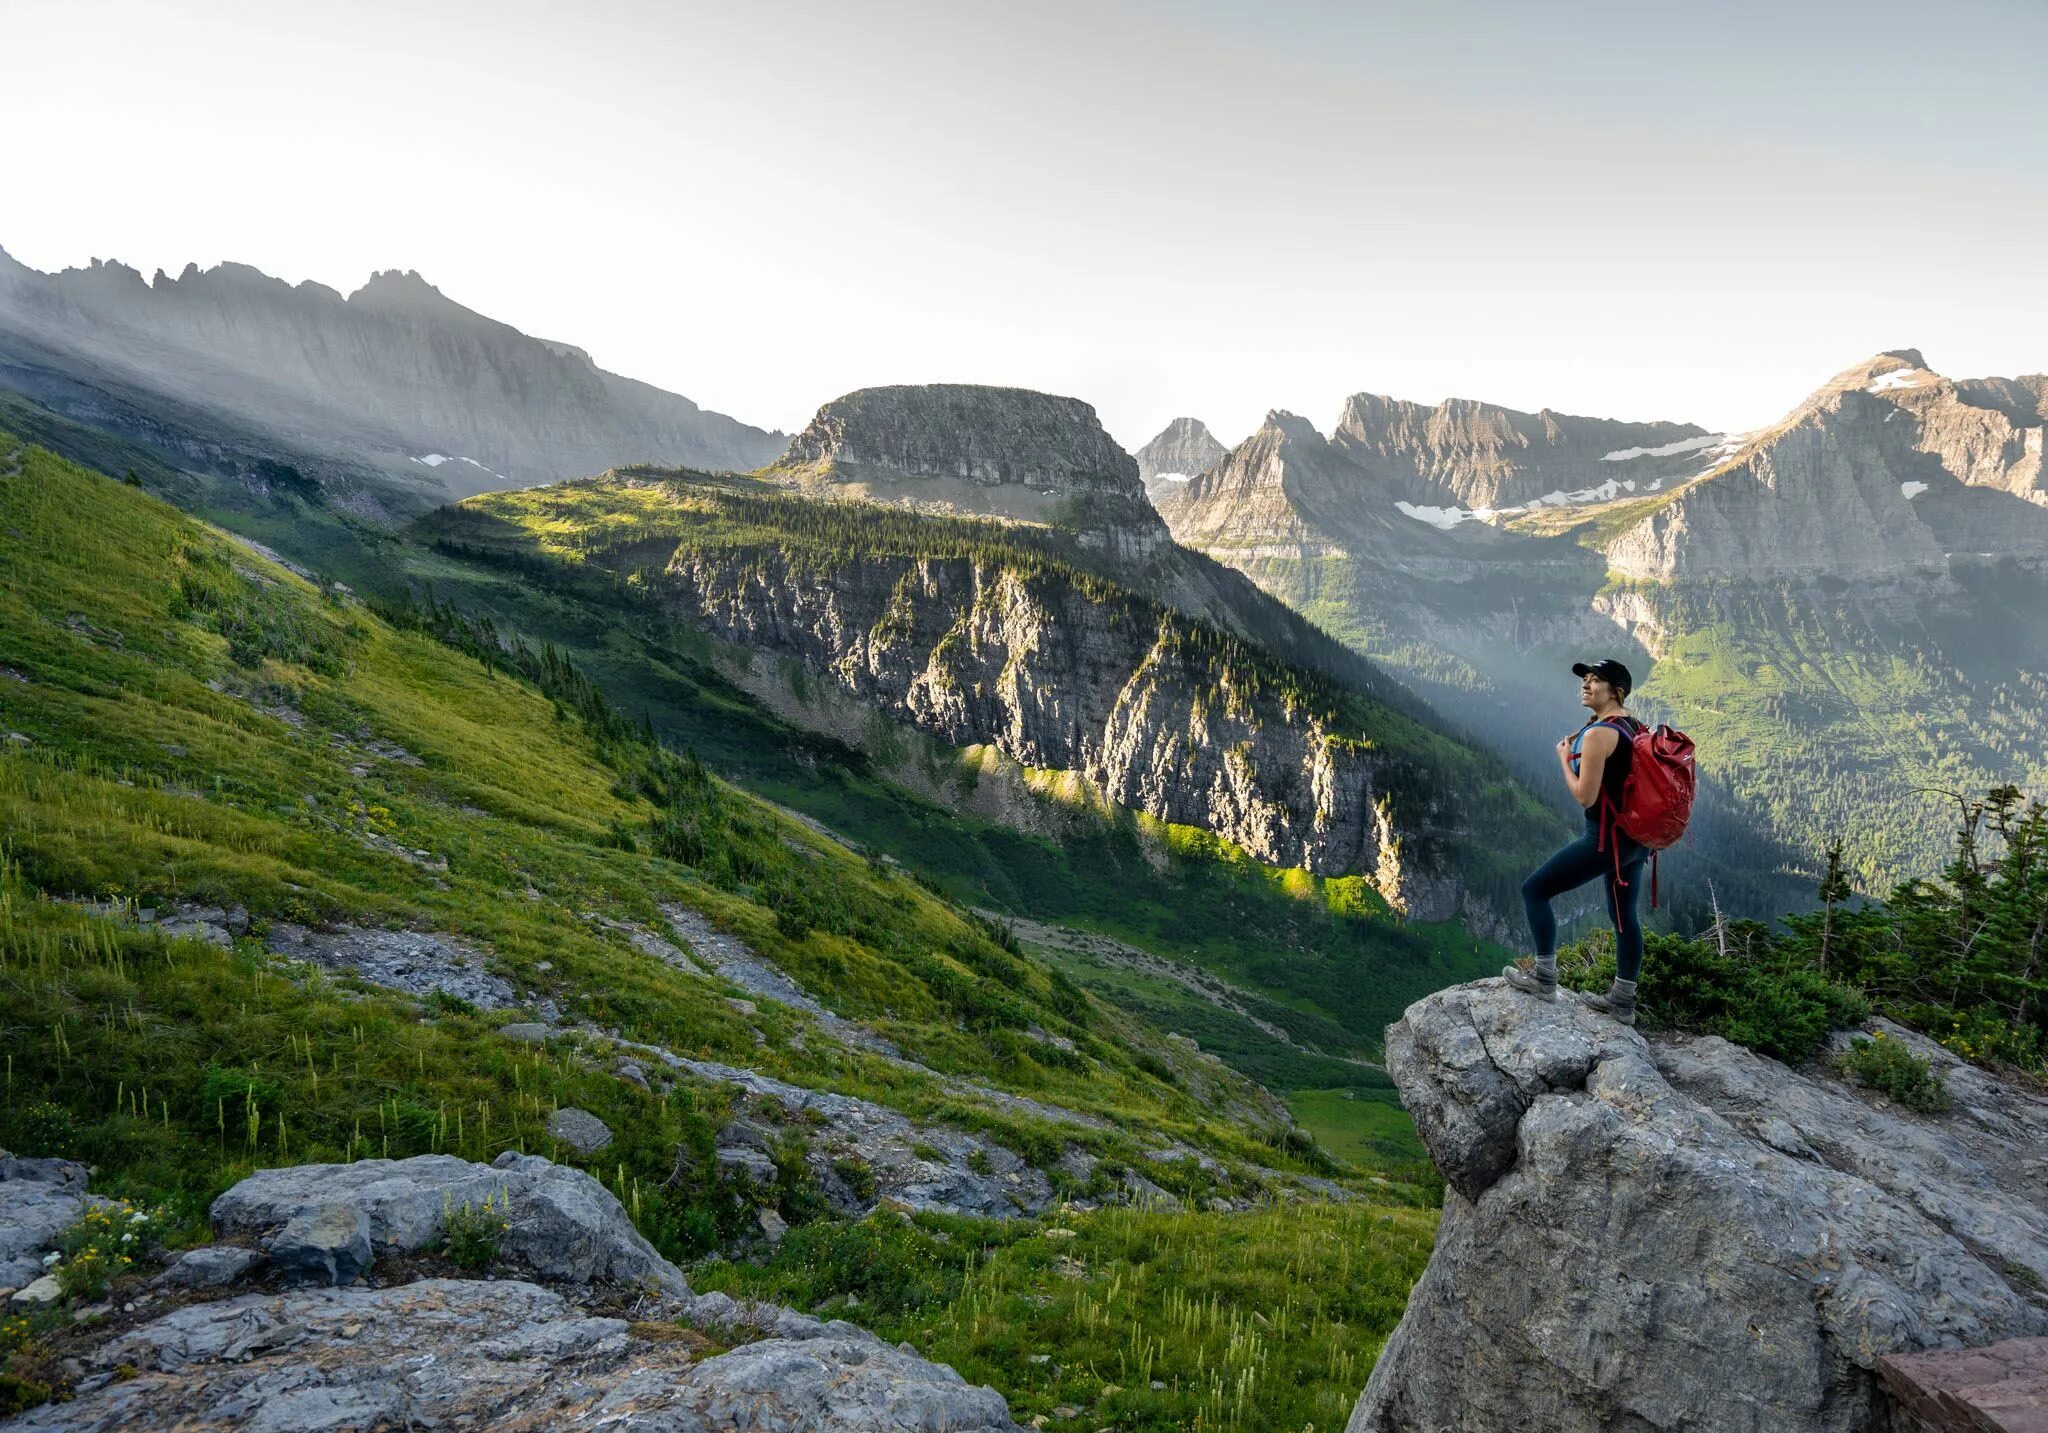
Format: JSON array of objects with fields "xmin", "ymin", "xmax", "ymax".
[{"xmin": 1503, "ymin": 658, "xmax": 1649, "ymax": 1024}]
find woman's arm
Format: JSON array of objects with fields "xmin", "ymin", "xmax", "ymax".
[{"xmin": 1563, "ymin": 725, "xmax": 1617, "ymax": 808}]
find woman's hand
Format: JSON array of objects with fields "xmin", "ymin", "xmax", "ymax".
[{"xmin": 1556, "ymin": 736, "xmax": 1574, "ymax": 763}]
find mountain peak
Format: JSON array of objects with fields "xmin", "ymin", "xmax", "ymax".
[
  {"xmin": 1134, "ymin": 417, "xmax": 1227, "ymax": 490},
  {"xmin": 359, "ymin": 266, "xmax": 438, "ymax": 295},
  {"xmin": 770, "ymin": 383, "xmax": 1156, "ymax": 536},
  {"xmin": 1262, "ymin": 409, "xmax": 1327, "ymax": 443},
  {"xmin": 346, "ymin": 268, "xmax": 482, "ymax": 320}
]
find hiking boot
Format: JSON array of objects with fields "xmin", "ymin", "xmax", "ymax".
[
  {"xmin": 1501, "ymin": 962, "xmax": 1557, "ymax": 1002},
  {"xmin": 1584, "ymin": 979, "xmax": 1638, "ymax": 1026}
]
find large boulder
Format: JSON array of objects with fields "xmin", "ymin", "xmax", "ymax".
[
  {"xmin": 268, "ymin": 1203, "xmax": 371, "ymax": 1287},
  {"xmin": 4, "ymin": 1278, "xmax": 1022, "ymax": 1431},
  {"xmin": 209, "ymin": 1152, "xmax": 686, "ymax": 1295},
  {"xmin": 0, "ymin": 1152, "xmax": 97, "ymax": 1291},
  {"xmin": 1346, "ymin": 980, "xmax": 2048, "ymax": 1433}
]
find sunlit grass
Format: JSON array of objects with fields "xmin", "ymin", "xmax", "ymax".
[{"xmin": 694, "ymin": 1200, "xmax": 1435, "ymax": 1431}]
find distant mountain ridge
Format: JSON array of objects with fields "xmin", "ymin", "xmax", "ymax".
[
  {"xmin": 1330, "ymin": 392, "xmax": 1715, "ymax": 509},
  {"xmin": 1589, "ymin": 349, "xmax": 2048, "ymax": 581},
  {"xmin": 1152, "ymin": 349, "xmax": 2048, "ymax": 917},
  {"xmin": 0, "ymin": 247, "xmax": 785, "ymax": 503}
]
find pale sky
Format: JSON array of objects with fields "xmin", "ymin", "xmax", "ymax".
[{"xmin": 5, "ymin": 0, "xmax": 2045, "ymax": 450}]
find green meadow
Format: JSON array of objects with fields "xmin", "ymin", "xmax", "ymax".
[{"xmin": 0, "ymin": 434, "xmax": 1444, "ymax": 1423}]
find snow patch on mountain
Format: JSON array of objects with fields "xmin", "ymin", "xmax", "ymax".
[
  {"xmin": 1396, "ymin": 501, "xmax": 1481, "ymax": 530},
  {"xmin": 1868, "ymin": 370, "xmax": 1928, "ymax": 393},
  {"xmin": 1601, "ymin": 433, "xmax": 1722, "ymax": 462},
  {"xmin": 1900, "ymin": 480, "xmax": 1929, "ymax": 499},
  {"xmin": 413, "ymin": 454, "xmax": 510, "ymax": 482}
]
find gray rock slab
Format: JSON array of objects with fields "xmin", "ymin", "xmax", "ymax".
[
  {"xmin": 547, "ymin": 1107, "xmax": 614, "ymax": 1155},
  {"xmin": 6, "ymin": 1278, "xmax": 1022, "ymax": 1431},
  {"xmin": 269, "ymin": 1203, "xmax": 371, "ymax": 1287},
  {"xmin": 0, "ymin": 1152, "xmax": 95, "ymax": 1288},
  {"xmin": 1346, "ymin": 979, "xmax": 2048, "ymax": 1433},
  {"xmin": 209, "ymin": 1152, "xmax": 686, "ymax": 1295},
  {"xmin": 156, "ymin": 1245, "xmax": 266, "ymax": 1289},
  {"xmin": 715, "ymin": 1145, "xmax": 780, "ymax": 1187},
  {"xmin": 265, "ymin": 923, "xmax": 516, "ymax": 1010},
  {"xmin": 659, "ymin": 903, "xmax": 905, "ymax": 1058}
]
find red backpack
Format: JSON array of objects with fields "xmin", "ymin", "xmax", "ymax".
[{"xmin": 1591, "ymin": 716, "xmax": 1696, "ymax": 909}]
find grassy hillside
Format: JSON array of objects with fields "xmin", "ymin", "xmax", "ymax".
[
  {"xmin": 0, "ymin": 434, "xmax": 1454, "ymax": 1425},
  {"xmin": 1599, "ymin": 570, "xmax": 2048, "ymax": 890},
  {"xmin": 0, "ymin": 408, "xmax": 1547, "ymax": 1081},
  {"xmin": 0, "ymin": 434, "xmax": 1387, "ymax": 1193},
  {"xmin": 372, "ymin": 472, "xmax": 1545, "ymax": 1075}
]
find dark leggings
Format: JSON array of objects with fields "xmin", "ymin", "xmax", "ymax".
[{"xmin": 1523, "ymin": 812, "xmax": 1651, "ymax": 982}]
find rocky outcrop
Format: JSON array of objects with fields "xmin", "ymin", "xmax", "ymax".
[
  {"xmin": 265, "ymin": 922, "xmax": 518, "ymax": 1010},
  {"xmin": 776, "ymin": 384, "xmax": 1143, "ymax": 500},
  {"xmin": 768, "ymin": 384, "xmax": 1168, "ymax": 552},
  {"xmin": 0, "ymin": 247, "xmax": 784, "ymax": 498},
  {"xmin": 210, "ymin": 1152, "xmax": 689, "ymax": 1294},
  {"xmin": 9, "ymin": 1280, "xmax": 1019, "ymax": 1432},
  {"xmin": 1135, "ymin": 416, "xmax": 1227, "ymax": 501},
  {"xmin": 1346, "ymin": 981, "xmax": 2048, "ymax": 1432},
  {"xmin": 5, "ymin": 1152, "xmax": 1023, "ymax": 1430},
  {"xmin": 664, "ymin": 541, "xmax": 1450, "ymax": 895},
  {"xmin": 1878, "ymin": 1334, "xmax": 2048, "ymax": 1430}
]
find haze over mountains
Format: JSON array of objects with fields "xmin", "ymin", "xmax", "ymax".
[
  {"xmin": 1150, "ymin": 348, "xmax": 2048, "ymax": 909},
  {"xmin": 4, "ymin": 240, "xmax": 2044, "ymax": 925},
  {"xmin": 0, "ymin": 248, "xmax": 784, "ymax": 510}
]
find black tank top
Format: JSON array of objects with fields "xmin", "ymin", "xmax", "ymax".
[{"xmin": 1570, "ymin": 716, "xmax": 1639, "ymax": 812}]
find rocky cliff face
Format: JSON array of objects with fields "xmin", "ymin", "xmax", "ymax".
[
  {"xmin": 661, "ymin": 542, "xmax": 1457, "ymax": 905},
  {"xmin": 1160, "ymin": 409, "xmax": 1541, "ymax": 575},
  {"xmin": 768, "ymin": 384, "xmax": 1167, "ymax": 554},
  {"xmin": 1602, "ymin": 351, "xmax": 2048, "ymax": 582},
  {"xmin": 1134, "ymin": 416, "xmax": 1227, "ymax": 501},
  {"xmin": 1156, "ymin": 411, "xmax": 1339, "ymax": 550},
  {"xmin": 0, "ymin": 248, "xmax": 784, "ymax": 496},
  {"xmin": 1332, "ymin": 391, "xmax": 1714, "ymax": 509},
  {"xmin": 1346, "ymin": 981, "xmax": 2048, "ymax": 1432}
]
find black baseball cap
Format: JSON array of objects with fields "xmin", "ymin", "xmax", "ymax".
[{"xmin": 1571, "ymin": 658, "xmax": 1633, "ymax": 696}]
